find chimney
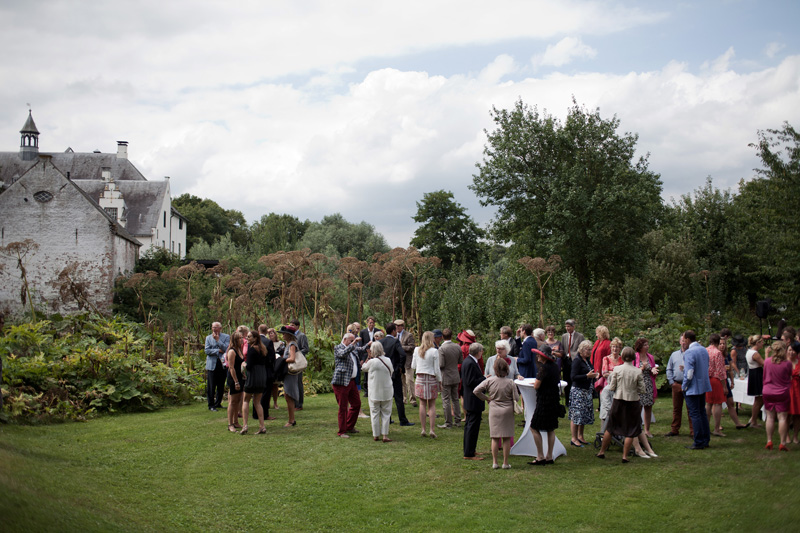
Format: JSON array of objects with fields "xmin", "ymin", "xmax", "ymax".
[{"xmin": 117, "ymin": 141, "xmax": 128, "ymax": 160}]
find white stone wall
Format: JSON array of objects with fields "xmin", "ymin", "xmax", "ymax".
[{"xmin": 0, "ymin": 159, "xmax": 138, "ymax": 317}]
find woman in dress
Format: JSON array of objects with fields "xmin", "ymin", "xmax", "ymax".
[
  {"xmin": 762, "ymin": 340, "xmax": 792, "ymax": 451},
  {"xmin": 412, "ymin": 331, "xmax": 442, "ymax": 437},
  {"xmin": 240, "ymin": 330, "xmax": 268, "ymax": 435},
  {"xmin": 590, "ymin": 326, "xmax": 611, "ymax": 392},
  {"xmin": 596, "ymin": 347, "xmax": 646, "ymax": 463},
  {"xmin": 485, "ymin": 340, "xmax": 520, "ymax": 380},
  {"xmin": 267, "ymin": 327, "xmax": 285, "ymax": 410},
  {"xmin": 361, "ymin": 341, "xmax": 394, "ymax": 442},
  {"xmin": 279, "ymin": 325, "xmax": 301, "ymax": 427},
  {"xmin": 746, "ymin": 335, "xmax": 766, "ymax": 428},
  {"xmin": 599, "ymin": 338, "xmax": 624, "ymax": 431},
  {"xmin": 528, "ymin": 346, "xmax": 560, "ymax": 466},
  {"xmin": 788, "ymin": 341, "xmax": 800, "ymax": 444},
  {"xmin": 545, "ymin": 325, "xmax": 565, "ymax": 372},
  {"xmin": 720, "ymin": 336, "xmax": 747, "ymax": 430},
  {"xmin": 705, "ymin": 334, "xmax": 728, "ymax": 436},
  {"xmin": 634, "ymin": 337, "xmax": 658, "ymax": 438},
  {"xmin": 569, "ymin": 340, "xmax": 598, "ymax": 447},
  {"xmin": 225, "ymin": 331, "xmax": 245, "ymax": 432},
  {"xmin": 474, "ymin": 357, "xmax": 519, "ymax": 469}
]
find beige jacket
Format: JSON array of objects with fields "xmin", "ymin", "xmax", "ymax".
[{"xmin": 607, "ymin": 361, "xmax": 646, "ymax": 401}]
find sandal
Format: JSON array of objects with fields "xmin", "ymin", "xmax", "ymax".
[
  {"xmin": 228, "ymin": 424, "xmax": 237, "ymax": 433},
  {"xmin": 240, "ymin": 426, "xmax": 248, "ymax": 435},
  {"xmin": 256, "ymin": 428, "xmax": 267, "ymax": 435},
  {"xmin": 429, "ymin": 432, "xmax": 437, "ymax": 439},
  {"xmin": 382, "ymin": 438, "xmax": 392, "ymax": 443}
]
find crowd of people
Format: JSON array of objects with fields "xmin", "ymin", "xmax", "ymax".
[{"xmin": 204, "ymin": 317, "xmax": 800, "ymax": 466}]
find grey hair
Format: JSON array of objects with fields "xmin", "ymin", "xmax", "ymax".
[{"xmin": 495, "ymin": 339, "xmax": 511, "ymax": 351}]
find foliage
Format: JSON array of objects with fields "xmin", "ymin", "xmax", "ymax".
[
  {"xmin": 134, "ymin": 247, "xmax": 182, "ymax": 274},
  {"xmin": 411, "ymin": 189, "xmax": 485, "ymax": 270},
  {"xmin": 298, "ymin": 213, "xmax": 389, "ymax": 261},
  {"xmin": 0, "ymin": 314, "xmax": 202, "ymax": 422},
  {"xmin": 471, "ymin": 98, "xmax": 663, "ymax": 295},
  {"xmin": 172, "ymin": 193, "xmax": 249, "ymax": 251},
  {"xmin": 249, "ymin": 213, "xmax": 310, "ymax": 256}
]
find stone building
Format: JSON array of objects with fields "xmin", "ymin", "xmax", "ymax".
[{"xmin": 0, "ymin": 112, "xmax": 187, "ymax": 316}]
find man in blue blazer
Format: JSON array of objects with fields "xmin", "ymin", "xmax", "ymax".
[
  {"xmin": 204, "ymin": 322, "xmax": 229, "ymax": 411},
  {"xmin": 462, "ymin": 342, "xmax": 486, "ymax": 459},
  {"xmin": 517, "ymin": 324, "xmax": 538, "ymax": 379},
  {"xmin": 682, "ymin": 330, "xmax": 712, "ymax": 449}
]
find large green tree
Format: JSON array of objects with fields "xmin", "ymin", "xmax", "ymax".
[
  {"xmin": 411, "ymin": 190, "xmax": 485, "ymax": 270},
  {"xmin": 470, "ymin": 99, "xmax": 663, "ymax": 293},
  {"xmin": 172, "ymin": 194, "xmax": 248, "ymax": 251},
  {"xmin": 250, "ymin": 213, "xmax": 309, "ymax": 256},
  {"xmin": 298, "ymin": 213, "xmax": 389, "ymax": 261}
]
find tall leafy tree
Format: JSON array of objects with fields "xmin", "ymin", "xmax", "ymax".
[
  {"xmin": 411, "ymin": 190, "xmax": 485, "ymax": 269},
  {"xmin": 298, "ymin": 213, "xmax": 389, "ymax": 261},
  {"xmin": 250, "ymin": 213, "xmax": 309, "ymax": 256},
  {"xmin": 172, "ymin": 194, "xmax": 248, "ymax": 251},
  {"xmin": 471, "ymin": 99, "xmax": 663, "ymax": 293}
]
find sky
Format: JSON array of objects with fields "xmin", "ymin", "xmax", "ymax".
[{"xmin": 1, "ymin": 0, "xmax": 799, "ymax": 247}]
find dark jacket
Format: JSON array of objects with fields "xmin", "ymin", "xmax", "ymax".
[
  {"xmin": 570, "ymin": 356, "xmax": 594, "ymax": 390},
  {"xmin": 379, "ymin": 335, "xmax": 405, "ymax": 378},
  {"xmin": 461, "ymin": 356, "xmax": 486, "ymax": 413}
]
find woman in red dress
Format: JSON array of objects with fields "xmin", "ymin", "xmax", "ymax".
[
  {"xmin": 591, "ymin": 326, "xmax": 611, "ymax": 393},
  {"xmin": 705, "ymin": 334, "xmax": 727, "ymax": 437},
  {"xmin": 788, "ymin": 340, "xmax": 800, "ymax": 444}
]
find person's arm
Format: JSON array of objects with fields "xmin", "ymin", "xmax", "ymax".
[
  {"xmin": 473, "ymin": 379, "xmax": 490, "ymax": 402},
  {"xmin": 434, "ymin": 351, "xmax": 442, "ymax": 383},
  {"xmin": 411, "ymin": 348, "xmax": 418, "ymax": 371},
  {"xmin": 286, "ymin": 344, "xmax": 297, "ymax": 364},
  {"xmin": 334, "ymin": 342, "xmax": 354, "ymax": 361},
  {"xmin": 204, "ymin": 336, "xmax": 217, "ymax": 357},
  {"xmin": 227, "ymin": 349, "xmax": 240, "ymax": 391},
  {"xmin": 684, "ymin": 353, "xmax": 694, "ymax": 383},
  {"xmin": 666, "ymin": 355, "xmax": 675, "ymax": 384},
  {"xmin": 752, "ymin": 352, "xmax": 764, "ymax": 367}
]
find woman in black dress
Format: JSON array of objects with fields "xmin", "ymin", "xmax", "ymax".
[
  {"xmin": 240, "ymin": 331, "xmax": 268, "ymax": 435},
  {"xmin": 529, "ymin": 345, "xmax": 561, "ymax": 465},
  {"xmin": 226, "ymin": 331, "xmax": 245, "ymax": 433}
]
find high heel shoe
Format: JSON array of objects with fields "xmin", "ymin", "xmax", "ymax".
[
  {"xmin": 240, "ymin": 426, "xmax": 248, "ymax": 435},
  {"xmin": 284, "ymin": 421, "xmax": 296, "ymax": 427},
  {"xmin": 634, "ymin": 451, "xmax": 651, "ymax": 459},
  {"xmin": 256, "ymin": 427, "xmax": 267, "ymax": 435},
  {"xmin": 429, "ymin": 432, "xmax": 437, "ymax": 439},
  {"xmin": 779, "ymin": 444, "xmax": 789, "ymax": 452},
  {"xmin": 765, "ymin": 441, "xmax": 773, "ymax": 450}
]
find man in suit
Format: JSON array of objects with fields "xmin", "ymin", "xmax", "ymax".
[
  {"xmin": 561, "ymin": 319, "xmax": 585, "ymax": 407},
  {"xmin": 517, "ymin": 324, "xmax": 538, "ymax": 379},
  {"xmin": 379, "ymin": 323, "xmax": 414, "ymax": 426},
  {"xmin": 462, "ymin": 342, "xmax": 486, "ymax": 459},
  {"xmin": 358, "ymin": 317, "xmax": 382, "ymax": 398},
  {"xmin": 396, "ymin": 320, "xmax": 417, "ymax": 407},
  {"xmin": 500, "ymin": 326, "xmax": 518, "ymax": 358},
  {"xmin": 682, "ymin": 330, "xmax": 712, "ymax": 449},
  {"xmin": 290, "ymin": 319, "xmax": 309, "ymax": 410},
  {"xmin": 204, "ymin": 322, "xmax": 230, "ymax": 411},
  {"xmin": 256, "ymin": 324, "xmax": 277, "ymax": 421},
  {"xmin": 438, "ymin": 328, "xmax": 463, "ymax": 429}
]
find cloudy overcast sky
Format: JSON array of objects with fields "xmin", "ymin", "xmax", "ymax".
[{"xmin": 1, "ymin": 0, "xmax": 798, "ymax": 246}]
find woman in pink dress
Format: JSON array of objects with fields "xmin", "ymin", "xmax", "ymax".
[
  {"xmin": 762, "ymin": 341, "xmax": 792, "ymax": 451},
  {"xmin": 705, "ymin": 334, "xmax": 728, "ymax": 437},
  {"xmin": 591, "ymin": 326, "xmax": 611, "ymax": 393},
  {"xmin": 787, "ymin": 341, "xmax": 800, "ymax": 444}
]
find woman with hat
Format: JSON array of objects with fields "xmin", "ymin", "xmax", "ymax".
[
  {"xmin": 278, "ymin": 324, "xmax": 302, "ymax": 427},
  {"xmin": 528, "ymin": 345, "xmax": 561, "ymax": 465}
]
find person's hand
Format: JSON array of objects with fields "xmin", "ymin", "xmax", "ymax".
[
  {"xmin": 235, "ymin": 382, "xmax": 240, "ymax": 390},
  {"xmin": 651, "ymin": 367, "xmax": 659, "ymax": 375},
  {"xmin": 213, "ymin": 332, "xmax": 220, "ymax": 341}
]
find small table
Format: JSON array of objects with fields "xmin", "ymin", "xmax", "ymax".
[
  {"xmin": 510, "ymin": 378, "xmax": 568, "ymax": 460},
  {"xmin": 731, "ymin": 376, "xmax": 765, "ymax": 420}
]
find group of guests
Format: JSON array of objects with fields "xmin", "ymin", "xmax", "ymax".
[
  {"xmin": 203, "ymin": 319, "xmax": 310, "ymax": 433},
  {"xmin": 206, "ymin": 316, "xmax": 800, "ymax": 467}
]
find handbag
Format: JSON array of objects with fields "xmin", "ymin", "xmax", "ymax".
[
  {"xmin": 514, "ymin": 400, "xmax": 524, "ymax": 415},
  {"xmin": 288, "ymin": 350, "xmax": 308, "ymax": 374}
]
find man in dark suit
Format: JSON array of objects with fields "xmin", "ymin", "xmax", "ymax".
[
  {"xmin": 517, "ymin": 324, "xmax": 538, "ymax": 379},
  {"xmin": 255, "ymin": 324, "xmax": 277, "ymax": 421},
  {"xmin": 560, "ymin": 319, "xmax": 585, "ymax": 407},
  {"xmin": 462, "ymin": 342, "xmax": 486, "ymax": 460},
  {"xmin": 379, "ymin": 322, "xmax": 414, "ymax": 426},
  {"xmin": 358, "ymin": 317, "xmax": 382, "ymax": 398}
]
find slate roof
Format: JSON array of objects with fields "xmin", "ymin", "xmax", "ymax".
[
  {"xmin": 77, "ymin": 180, "xmax": 169, "ymax": 237},
  {"xmin": 20, "ymin": 111, "xmax": 39, "ymax": 134},
  {"xmin": 0, "ymin": 151, "xmax": 146, "ymax": 189}
]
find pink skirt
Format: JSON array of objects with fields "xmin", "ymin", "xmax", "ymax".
[
  {"xmin": 763, "ymin": 393, "xmax": 790, "ymax": 413},
  {"xmin": 415, "ymin": 374, "xmax": 439, "ymax": 400}
]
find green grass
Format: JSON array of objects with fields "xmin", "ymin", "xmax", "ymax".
[{"xmin": 1, "ymin": 394, "xmax": 798, "ymax": 532}]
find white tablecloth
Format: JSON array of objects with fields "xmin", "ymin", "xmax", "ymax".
[
  {"xmin": 510, "ymin": 378, "xmax": 568, "ymax": 460},
  {"xmin": 731, "ymin": 376, "xmax": 765, "ymax": 420}
]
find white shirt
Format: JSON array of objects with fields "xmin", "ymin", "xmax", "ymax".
[{"xmin": 412, "ymin": 347, "xmax": 442, "ymax": 382}]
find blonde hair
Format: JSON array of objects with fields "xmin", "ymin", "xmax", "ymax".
[
  {"xmin": 610, "ymin": 337, "xmax": 624, "ymax": 348},
  {"xmin": 577, "ymin": 339, "xmax": 593, "ymax": 356},
  {"xmin": 596, "ymin": 326, "xmax": 610, "ymax": 340},
  {"xmin": 748, "ymin": 334, "xmax": 762, "ymax": 348},
  {"xmin": 770, "ymin": 341, "xmax": 787, "ymax": 364},
  {"xmin": 418, "ymin": 331, "xmax": 435, "ymax": 358}
]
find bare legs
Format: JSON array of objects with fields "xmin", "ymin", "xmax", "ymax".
[
  {"xmin": 241, "ymin": 392, "xmax": 265, "ymax": 432},
  {"xmin": 419, "ymin": 398, "xmax": 436, "ymax": 436},
  {"xmin": 490, "ymin": 437, "xmax": 511, "ymax": 468},
  {"xmin": 285, "ymin": 395, "xmax": 296, "ymax": 426},
  {"xmin": 227, "ymin": 392, "xmax": 242, "ymax": 430},
  {"xmin": 532, "ymin": 430, "xmax": 555, "ymax": 462},
  {"xmin": 643, "ymin": 405, "xmax": 653, "ymax": 437},
  {"xmin": 707, "ymin": 403, "xmax": 724, "ymax": 435},
  {"xmin": 749, "ymin": 396, "xmax": 764, "ymax": 428},
  {"xmin": 597, "ymin": 431, "xmax": 633, "ymax": 460},
  {"xmin": 724, "ymin": 396, "xmax": 743, "ymax": 426},
  {"xmin": 271, "ymin": 383, "xmax": 279, "ymax": 409},
  {"xmin": 793, "ymin": 415, "xmax": 800, "ymax": 444},
  {"xmin": 766, "ymin": 409, "xmax": 776, "ymax": 445}
]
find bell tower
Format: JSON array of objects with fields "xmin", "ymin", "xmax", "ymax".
[{"xmin": 20, "ymin": 110, "xmax": 40, "ymax": 161}]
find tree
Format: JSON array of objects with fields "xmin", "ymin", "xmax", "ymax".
[
  {"xmin": 249, "ymin": 213, "xmax": 309, "ymax": 256},
  {"xmin": 298, "ymin": 213, "xmax": 389, "ymax": 261},
  {"xmin": 411, "ymin": 190, "xmax": 485, "ymax": 270},
  {"xmin": 172, "ymin": 194, "xmax": 248, "ymax": 251},
  {"xmin": 470, "ymin": 99, "xmax": 663, "ymax": 294}
]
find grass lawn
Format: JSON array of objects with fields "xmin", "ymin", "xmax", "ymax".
[{"xmin": 1, "ymin": 393, "xmax": 799, "ymax": 532}]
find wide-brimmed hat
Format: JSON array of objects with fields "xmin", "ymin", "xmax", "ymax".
[
  {"xmin": 277, "ymin": 325, "xmax": 298, "ymax": 337},
  {"xmin": 457, "ymin": 329, "xmax": 476, "ymax": 344},
  {"xmin": 394, "ymin": 319, "xmax": 405, "ymax": 326},
  {"xmin": 731, "ymin": 334, "xmax": 746, "ymax": 347},
  {"xmin": 532, "ymin": 344, "xmax": 554, "ymax": 362}
]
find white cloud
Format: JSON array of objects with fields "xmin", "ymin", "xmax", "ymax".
[
  {"xmin": 533, "ymin": 36, "xmax": 598, "ymax": 68},
  {"xmin": 701, "ymin": 46, "xmax": 736, "ymax": 73},
  {"xmin": 765, "ymin": 41, "xmax": 786, "ymax": 58}
]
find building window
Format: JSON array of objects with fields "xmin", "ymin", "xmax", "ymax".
[
  {"xmin": 105, "ymin": 207, "xmax": 118, "ymax": 219},
  {"xmin": 178, "ymin": 243, "xmax": 181, "ymax": 256},
  {"xmin": 162, "ymin": 240, "xmax": 165, "ymax": 248},
  {"xmin": 179, "ymin": 219, "xmax": 183, "ymax": 230},
  {"xmin": 33, "ymin": 191, "xmax": 53, "ymax": 203},
  {"xmin": 171, "ymin": 240, "xmax": 174, "ymax": 252},
  {"xmin": 163, "ymin": 211, "xmax": 167, "ymax": 227}
]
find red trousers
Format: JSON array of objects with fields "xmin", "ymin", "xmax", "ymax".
[{"xmin": 332, "ymin": 379, "xmax": 361, "ymax": 435}]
